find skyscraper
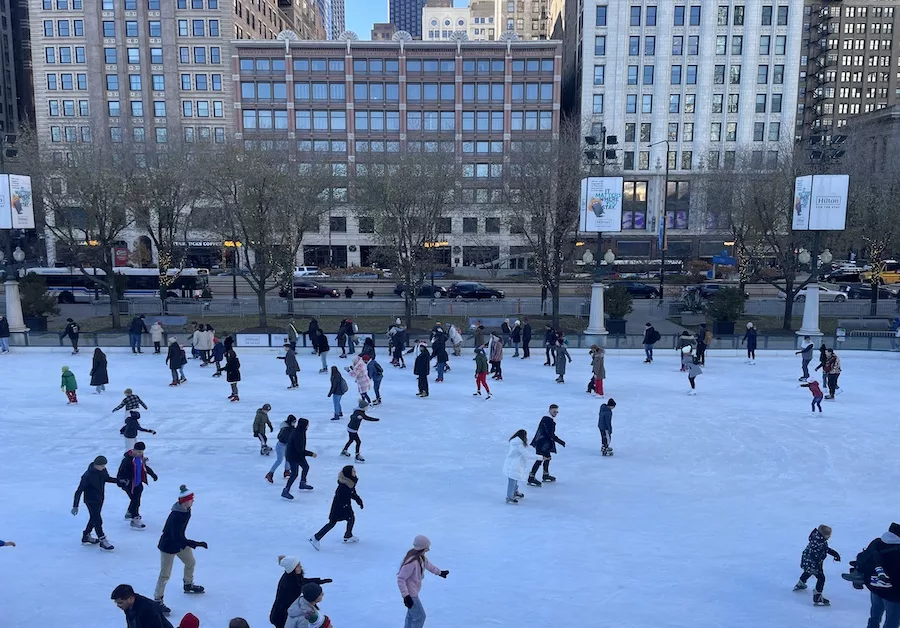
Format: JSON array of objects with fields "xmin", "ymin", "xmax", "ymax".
[{"xmin": 390, "ymin": 0, "xmax": 427, "ymax": 38}]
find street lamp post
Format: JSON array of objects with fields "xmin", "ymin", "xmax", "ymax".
[
  {"xmin": 797, "ymin": 236, "xmax": 833, "ymax": 342},
  {"xmin": 648, "ymin": 140, "xmax": 670, "ymax": 299},
  {"xmin": 224, "ymin": 240, "xmax": 242, "ymax": 301}
]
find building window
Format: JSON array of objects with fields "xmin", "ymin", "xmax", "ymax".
[
  {"xmin": 622, "ymin": 181, "xmax": 647, "ymax": 230},
  {"xmin": 108, "ymin": 100, "xmax": 121, "ymax": 117},
  {"xmin": 594, "ymin": 36, "xmax": 606, "ymax": 56},
  {"xmin": 689, "ymin": 6, "xmax": 701, "ymax": 25},
  {"xmin": 730, "ymin": 65, "xmax": 741, "ymax": 84},
  {"xmin": 592, "ymin": 94, "xmax": 603, "ymax": 114},
  {"xmin": 593, "ymin": 65, "xmax": 605, "ymax": 85},
  {"xmin": 626, "ymin": 94, "xmax": 637, "ymax": 113},
  {"xmin": 674, "ymin": 5, "xmax": 684, "ymax": 25},
  {"xmin": 129, "ymin": 74, "xmax": 142, "ymax": 90},
  {"xmin": 329, "ymin": 216, "xmax": 347, "ymax": 233},
  {"xmin": 761, "ymin": 6, "xmax": 772, "ymax": 26},
  {"xmin": 156, "ymin": 128, "xmax": 167, "ymax": 143},
  {"xmin": 768, "ymin": 122, "xmax": 780, "ymax": 141},
  {"xmin": 643, "ymin": 65, "xmax": 654, "ymax": 85},
  {"xmin": 777, "ymin": 6, "xmax": 788, "ymax": 25},
  {"xmin": 125, "ymin": 21, "xmax": 139, "ymax": 37},
  {"xmin": 665, "ymin": 181, "xmax": 690, "ymax": 229},
  {"xmin": 753, "ymin": 121, "xmax": 764, "ymax": 141},
  {"xmin": 596, "ymin": 6, "xmax": 607, "ymax": 26},
  {"xmin": 641, "ymin": 94, "xmax": 652, "ymax": 113},
  {"xmin": 670, "ymin": 65, "xmax": 681, "ymax": 84},
  {"xmin": 463, "ymin": 217, "xmax": 478, "ymax": 233},
  {"xmin": 102, "ymin": 21, "xmax": 115, "ymax": 37},
  {"xmin": 755, "ymin": 94, "xmax": 766, "ymax": 113},
  {"xmin": 153, "ymin": 101, "xmax": 166, "ymax": 117},
  {"xmin": 630, "ymin": 6, "xmax": 641, "ymax": 26},
  {"xmin": 669, "ymin": 94, "xmax": 680, "ymax": 113}
]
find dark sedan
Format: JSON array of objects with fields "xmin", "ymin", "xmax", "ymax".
[
  {"xmin": 448, "ymin": 282, "xmax": 505, "ymax": 300},
  {"xmin": 682, "ymin": 283, "xmax": 750, "ymax": 300},
  {"xmin": 610, "ymin": 281, "xmax": 660, "ymax": 299},
  {"xmin": 280, "ymin": 281, "xmax": 340, "ymax": 299},
  {"xmin": 393, "ymin": 283, "xmax": 448, "ymax": 298},
  {"xmin": 841, "ymin": 283, "xmax": 899, "ymax": 300}
]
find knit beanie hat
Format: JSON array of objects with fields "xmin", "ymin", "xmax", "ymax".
[
  {"xmin": 358, "ymin": 398, "xmax": 369, "ymax": 409},
  {"xmin": 134, "ymin": 441, "xmax": 146, "ymax": 451},
  {"xmin": 413, "ymin": 535, "xmax": 431, "ymax": 550},
  {"xmin": 278, "ymin": 555, "xmax": 300, "ymax": 573},
  {"xmin": 305, "ymin": 610, "xmax": 331, "ymax": 628},
  {"xmin": 607, "ymin": 399, "xmax": 616, "ymax": 407},
  {"xmin": 177, "ymin": 484, "xmax": 194, "ymax": 503},
  {"xmin": 178, "ymin": 613, "xmax": 200, "ymax": 628},
  {"xmin": 93, "ymin": 455, "xmax": 108, "ymax": 466},
  {"xmin": 301, "ymin": 582, "xmax": 323, "ymax": 602},
  {"xmin": 361, "ymin": 354, "xmax": 371, "ymax": 362}
]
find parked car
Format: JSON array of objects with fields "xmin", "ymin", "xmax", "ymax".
[
  {"xmin": 609, "ymin": 280, "xmax": 660, "ymax": 299},
  {"xmin": 681, "ymin": 283, "xmax": 750, "ymax": 300},
  {"xmin": 342, "ymin": 272, "xmax": 380, "ymax": 280},
  {"xmin": 822, "ymin": 269, "xmax": 862, "ymax": 283},
  {"xmin": 778, "ymin": 286, "xmax": 847, "ymax": 302},
  {"xmin": 393, "ymin": 283, "xmax": 448, "ymax": 298},
  {"xmin": 294, "ymin": 265, "xmax": 327, "ymax": 277},
  {"xmin": 841, "ymin": 283, "xmax": 900, "ymax": 300},
  {"xmin": 448, "ymin": 282, "xmax": 505, "ymax": 300},
  {"xmin": 860, "ymin": 261, "xmax": 900, "ymax": 285},
  {"xmin": 279, "ymin": 281, "xmax": 340, "ymax": 299}
]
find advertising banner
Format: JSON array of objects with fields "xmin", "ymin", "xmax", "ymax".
[
  {"xmin": 7, "ymin": 174, "xmax": 35, "ymax": 229},
  {"xmin": 793, "ymin": 174, "xmax": 848, "ymax": 231},
  {"xmin": 579, "ymin": 177, "xmax": 624, "ymax": 232},
  {"xmin": 0, "ymin": 175, "xmax": 10, "ymax": 229}
]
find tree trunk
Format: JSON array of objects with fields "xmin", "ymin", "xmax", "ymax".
[
  {"xmin": 108, "ymin": 285, "xmax": 121, "ymax": 329},
  {"xmin": 404, "ymin": 293, "xmax": 413, "ymax": 329},
  {"xmin": 257, "ymin": 288, "xmax": 267, "ymax": 328},
  {"xmin": 781, "ymin": 278, "xmax": 794, "ymax": 331},
  {"xmin": 550, "ymin": 284, "xmax": 561, "ymax": 329}
]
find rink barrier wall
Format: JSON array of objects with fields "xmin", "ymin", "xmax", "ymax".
[{"xmin": 9, "ymin": 331, "xmax": 900, "ymax": 354}]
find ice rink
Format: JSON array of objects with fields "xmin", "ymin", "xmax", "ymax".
[{"xmin": 0, "ymin": 345, "xmax": 897, "ymax": 627}]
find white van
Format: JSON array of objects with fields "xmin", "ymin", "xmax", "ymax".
[{"xmin": 294, "ymin": 266, "xmax": 328, "ymax": 278}]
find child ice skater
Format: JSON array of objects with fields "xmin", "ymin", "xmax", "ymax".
[
  {"xmin": 794, "ymin": 524, "xmax": 841, "ymax": 606},
  {"xmin": 801, "ymin": 380, "xmax": 824, "ymax": 413},
  {"xmin": 685, "ymin": 349, "xmax": 702, "ymax": 395},
  {"xmin": 253, "ymin": 404, "xmax": 273, "ymax": 455},
  {"xmin": 340, "ymin": 399, "xmax": 379, "ymax": 463},
  {"xmin": 308, "ymin": 465, "xmax": 364, "ymax": 549},
  {"xmin": 473, "ymin": 347, "xmax": 491, "ymax": 399},
  {"xmin": 120, "ymin": 411, "xmax": 156, "ymax": 451},
  {"xmin": 61, "ymin": 366, "xmax": 78, "ymax": 404}
]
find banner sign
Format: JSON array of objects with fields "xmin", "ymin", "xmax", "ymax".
[
  {"xmin": 7, "ymin": 175, "xmax": 35, "ymax": 229},
  {"xmin": 792, "ymin": 174, "xmax": 848, "ymax": 231},
  {"xmin": 579, "ymin": 177, "xmax": 624, "ymax": 233}
]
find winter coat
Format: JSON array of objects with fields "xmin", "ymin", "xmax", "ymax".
[
  {"xmin": 211, "ymin": 342, "xmax": 226, "ymax": 362},
  {"xmin": 128, "ymin": 317, "xmax": 149, "ymax": 335},
  {"xmin": 413, "ymin": 348, "xmax": 431, "ymax": 375},
  {"xmin": 124, "ymin": 593, "xmax": 175, "ymax": 628},
  {"xmin": 598, "ymin": 403, "xmax": 613, "ymax": 432},
  {"xmin": 150, "ymin": 323, "xmax": 164, "ymax": 343},
  {"xmin": 433, "ymin": 343, "xmax": 449, "ymax": 364},
  {"xmin": 473, "ymin": 326, "xmax": 485, "ymax": 348},
  {"xmin": 157, "ymin": 503, "xmax": 199, "ymax": 554},
  {"xmin": 315, "ymin": 333, "xmax": 330, "ymax": 353},
  {"xmin": 490, "ymin": 337, "xmax": 503, "ymax": 362},
  {"xmin": 61, "ymin": 369, "xmax": 77, "ymax": 391},
  {"xmin": 253, "ymin": 409, "xmax": 273, "ymax": 436},
  {"xmin": 121, "ymin": 414, "xmax": 152, "ymax": 439},
  {"xmin": 742, "ymin": 327, "xmax": 758, "ymax": 351},
  {"xmin": 642, "ymin": 326, "xmax": 660, "ymax": 345},
  {"xmin": 676, "ymin": 334, "xmax": 696, "ymax": 351},
  {"xmin": 531, "ymin": 415, "xmax": 563, "ymax": 456},
  {"xmin": 336, "ymin": 326, "xmax": 347, "ymax": 348},
  {"xmin": 503, "ymin": 438, "xmax": 541, "ymax": 481},
  {"xmin": 448, "ymin": 325, "xmax": 463, "ymax": 345},
  {"xmin": 501, "ymin": 321, "xmax": 511, "ymax": 335},
  {"xmin": 797, "ymin": 342, "xmax": 814, "ymax": 361},
  {"xmin": 866, "ymin": 528, "xmax": 900, "ymax": 602},
  {"xmin": 806, "ymin": 381, "xmax": 823, "ymax": 398},
  {"xmin": 511, "ymin": 325, "xmax": 522, "ymax": 343},
  {"xmin": 90, "ymin": 353, "xmax": 109, "ymax": 386},
  {"xmin": 270, "ymin": 571, "xmax": 331, "ymax": 628},
  {"xmin": 283, "ymin": 349, "xmax": 300, "ymax": 375},
  {"xmin": 285, "ymin": 596, "xmax": 330, "ymax": 628},
  {"xmin": 328, "ymin": 471, "xmax": 363, "ymax": 522},
  {"xmin": 61, "ymin": 321, "xmax": 80, "ymax": 340},
  {"xmin": 225, "ymin": 350, "xmax": 241, "ymax": 382},
  {"xmin": 116, "ymin": 451, "xmax": 157, "ymax": 494},
  {"xmin": 0, "ymin": 317, "xmax": 9, "ymax": 338},
  {"xmin": 555, "ymin": 346, "xmax": 571, "ymax": 375},
  {"xmin": 328, "ymin": 370, "xmax": 349, "ymax": 397},
  {"xmin": 307, "ymin": 319, "xmax": 319, "ymax": 340},
  {"xmin": 276, "ymin": 421, "xmax": 294, "ymax": 444},
  {"xmin": 360, "ymin": 338, "xmax": 376, "ymax": 359},
  {"xmin": 73, "ymin": 463, "xmax": 119, "ymax": 507},
  {"xmin": 397, "ymin": 555, "xmax": 442, "ymax": 599},
  {"xmin": 192, "ymin": 330, "xmax": 211, "ymax": 351},
  {"xmin": 287, "ymin": 324, "xmax": 298, "ymax": 343},
  {"xmin": 366, "ymin": 359, "xmax": 384, "ymax": 383},
  {"xmin": 687, "ymin": 361, "xmax": 703, "ymax": 378},
  {"xmin": 112, "ymin": 395, "xmax": 148, "ymax": 413},
  {"xmin": 349, "ymin": 357, "xmax": 371, "ymax": 393},
  {"xmin": 800, "ymin": 528, "xmax": 837, "ymax": 575},
  {"xmin": 591, "ymin": 351, "xmax": 606, "ymax": 379},
  {"xmin": 827, "ymin": 354, "xmax": 842, "ymax": 375},
  {"xmin": 523, "ymin": 323, "xmax": 533, "ymax": 342},
  {"xmin": 347, "ymin": 408, "xmax": 379, "ymax": 432},
  {"xmin": 543, "ymin": 328, "xmax": 556, "ymax": 346},
  {"xmin": 166, "ymin": 342, "xmax": 185, "ymax": 369},
  {"xmin": 474, "ymin": 351, "xmax": 488, "ymax": 374},
  {"xmin": 285, "ymin": 419, "xmax": 313, "ymax": 463},
  {"xmin": 392, "ymin": 328, "xmax": 408, "ymax": 350}
]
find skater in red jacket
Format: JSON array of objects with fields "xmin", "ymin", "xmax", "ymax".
[{"xmin": 801, "ymin": 380, "xmax": 824, "ymax": 413}]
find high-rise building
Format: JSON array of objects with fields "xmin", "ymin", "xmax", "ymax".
[
  {"xmin": 371, "ymin": 22, "xmax": 397, "ymax": 41},
  {"xmin": 495, "ymin": 0, "xmax": 550, "ymax": 40},
  {"xmin": 798, "ymin": 1, "xmax": 900, "ymax": 150},
  {"xmin": 579, "ymin": 1, "xmax": 805, "ymax": 254},
  {"xmin": 234, "ymin": 38, "xmax": 562, "ymax": 268},
  {"xmin": 315, "ymin": 0, "xmax": 345, "ymax": 39},
  {"xmin": 0, "ymin": 0, "xmax": 21, "ymax": 134},
  {"xmin": 390, "ymin": 0, "xmax": 428, "ymax": 39}
]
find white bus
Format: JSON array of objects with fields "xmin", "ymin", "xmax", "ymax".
[{"xmin": 24, "ymin": 267, "xmax": 210, "ymax": 303}]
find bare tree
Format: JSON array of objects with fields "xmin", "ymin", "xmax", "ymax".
[
  {"xmin": 503, "ymin": 117, "xmax": 584, "ymax": 327},
  {"xmin": 352, "ymin": 152, "xmax": 458, "ymax": 326}
]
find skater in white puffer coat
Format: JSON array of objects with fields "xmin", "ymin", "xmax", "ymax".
[
  {"xmin": 347, "ymin": 355, "xmax": 372, "ymax": 404},
  {"xmin": 502, "ymin": 430, "xmax": 542, "ymax": 504}
]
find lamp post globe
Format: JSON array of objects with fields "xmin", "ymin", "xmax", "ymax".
[
  {"xmin": 603, "ymin": 249, "xmax": 616, "ymax": 265},
  {"xmin": 798, "ymin": 249, "xmax": 811, "ymax": 265},
  {"xmin": 820, "ymin": 249, "xmax": 833, "ymax": 265}
]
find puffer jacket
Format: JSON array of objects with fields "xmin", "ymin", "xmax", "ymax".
[
  {"xmin": 591, "ymin": 350, "xmax": 606, "ymax": 379},
  {"xmin": 800, "ymin": 528, "xmax": 836, "ymax": 575},
  {"xmin": 349, "ymin": 357, "xmax": 370, "ymax": 393},
  {"xmin": 253, "ymin": 409, "xmax": 273, "ymax": 435},
  {"xmin": 285, "ymin": 596, "xmax": 330, "ymax": 628}
]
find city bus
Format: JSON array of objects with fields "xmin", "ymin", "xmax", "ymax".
[{"xmin": 24, "ymin": 267, "xmax": 210, "ymax": 303}]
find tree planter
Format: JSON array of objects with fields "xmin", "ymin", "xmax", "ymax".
[
  {"xmin": 712, "ymin": 320, "xmax": 735, "ymax": 336},
  {"xmin": 23, "ymin": 316, "xmax": 47, "ymax": 332},
  {"xmin": 606, "ymin": 319, "xmax": 627, "ymax": 335}
]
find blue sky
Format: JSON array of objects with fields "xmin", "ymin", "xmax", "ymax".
[{"xmin": 346, "ymin": 0, "xmax": 468, "ymax": 38}]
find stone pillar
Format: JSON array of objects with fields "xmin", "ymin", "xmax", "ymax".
[
  {"xmin": 4, "ymin": 279, "xmax": 30, "ymax": 343},
  {"xmin": 796, "ymin": 283, "xmax": 824, "ymax": 345},
  {"xmin": 584, "ymin": 282, "xmax": 609, "ymax": 337}
]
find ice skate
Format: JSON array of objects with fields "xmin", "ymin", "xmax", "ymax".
[
  {"xmin": 283, "ymin": 470, "xmax": 291, "ymax": 478},
  {"xmin": 179, "ymin": 377, "xmax": 187, "ymax": 383},
  {"xmin": 812, "ymin": 593, "xmax": 830, "ymax": 606},
  {"xmin": 514, "ymin": 491, "xmax": 524, "ymax": 498},
  {"xmin": 542, "ymin": 473, "xmax": 556, "ymax": 482},
  {"xmin": 169, "ymin": 382, "xmax": 179, "ymax": 387},
  {"xmin": 799, "ymin": 377, "xmax": 808, "ymax": 382},
  {"xmin": 473, "ymin": 391, "xmax": 481, "ymax": 396},
  {"xmin": 298, "ymin": 482, "xmax": 313, "ymax": 490},
  {"xmin": 793, "ymin": 580, "xmax": 807, "ymax": 591},
  {"xmin": 155, "ymin": 600, "xmax": 171, "ymax": 616},
  {"xmin": 485, "ymin": 393, "xmax": 492, "ymax": 400},
  {"xmin": 230, "ymin": 395, "xmax": 240, "ymax": 402},
  {"xmin": 527, "ymin": 476, "xmax": 542, "ymax": 487},
  {"xmin": 372, "ymin": 398, "xmax": 382, "ymax": 406},
  {"xmin": 343, "ymin": 536, "xmax": 359, "ymax": 543},
  {"xmin": 281, "ymin": 489, "xmax": 294, "ymax": 500},
  {"xmin": 81, "ymin": 532, "xmax": 99, "ymax": 545},
  {"xmin": 505, "ymin": 497, "xmax": 519, "ymax": 504},
  {"xmin": 265, "ymin": 472, "xmax": 274, "ymax": 483},
  {"xmin": 124, "ymin": 512, "xmax": 133, "ymax": 520},
  {"xmin": 687, "ymin": 389, "xmax": 697, "ymax": 395},
  {"xmin": 318, "ymin": 368, "xmax": 327, "ymax": 373},
  {"xmin": 309, "ymin": 537, "xmax": 321, "ymax": 551},
  {"xmin": 98, "ymin": 536, "xmax": 114, "ymax": 550},
  {"xmin": 130, "ymin": 517, "xmax": 146, "ymax": 531},
  {"xmin": 606, "ymin": 447, "xmax": 614, "ymax": 456},
  {"xmin": 260, "ymin": 445, "xmax": 272, "ymax": 456},
  {"xmin": 355, "ymin": 454, "xmax": 365, "ymax": 463},
  {"xmin": 183, "ymin": 583, "xmax": 205, "ymax": 595},
  {"xmin": 340, "ymin": 450, "xmax": 351, "ymax": 457}
]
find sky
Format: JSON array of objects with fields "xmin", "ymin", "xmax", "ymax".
[{"xmin": 345, "ymin": 0, "xmax": 468, "ymax": 39}]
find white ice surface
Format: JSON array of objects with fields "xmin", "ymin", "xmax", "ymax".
[{"xmin": 0, "ymin": 347, "xmax": 897, "ymax": 627}]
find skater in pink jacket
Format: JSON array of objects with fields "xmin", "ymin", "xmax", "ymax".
[
  {"xmin": 397, "ymin": 535, "xmax": 449, "ymax": 628},
  {"xmin": 347, "ymin": 355, "xmax": 372, "ymax": 404}
]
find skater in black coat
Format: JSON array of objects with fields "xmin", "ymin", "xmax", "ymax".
[
  {"xmin": 73, "ymin": 455, "xmax": 124, "ymax": 548},
  {"xmin": 120, "ymin": 411, "xmax": 156, "ymax": 450},
  {"xmin": 360, "ymin": 337, "xmax": 376, "ymax": 360},
  {"xmin": 309, "ymin": 465, "xmax": 364, "ymax": 549},
  {"xmin": 270, "ymin": 556, "xmax": 332, "ymax": 628},
  {"xmin": 117, "ymin": 442, "xmax": 158, "ymax": 528},
  {"xmin": 528, "ymin": 404, "xmax": 566, "ymax": 485},
  {"xmin": 225, "ymin": 349, "xmax": 241, "ymax": 401},
  {"xmin": 307, "ymin": 318, "xmax": 320, "ymax": 352},
  {"xmin": 522, "ymin": 319, "xmax": 532, "ymax": 359},
  {"xmin": 111, "ymin": 584, "xmax": 174, "ymax": 628},
  {"xmin": 283, "ymin": 418, "xmax": 317, "ymax": 498},
  {"xmin": 793, "ymin": 524, "xmax": 841, "ymax": 606},
  {"xmin": 60, "ymin": 318, "xmax": 80, "ymax": 353},
  {"xmin": 165, "ymin": 339, "xmax": 186, "ymax": 385},
  {"xmin": 341, "ymin": 399, "xmax": 380, "ymax": 461},
  {"xmin": 543, "ymin": 325, "xmax": 557, "ymax": 366},
  {"xmin": 90, "ymin": 348, "xmax": 109, "ymax": 393},
  {"xmin": 413, "ymin": 344, "xmax": 430, "ymax": 397},
  {"xmin": 278, "ymin": 344, "xmax": 300, "ymax": 389}
]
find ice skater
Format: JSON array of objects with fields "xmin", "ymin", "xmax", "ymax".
[
  {"xmin": 489, "ymin": 333, "xmax": 504, "ymax": 381},
  {"xmin": 824, "ymin": 349, "xmax": 842, "ymax": 399},
  {"xmin": 315, "ymin": 329, "xmax": 330, "ymax": 373},
  {"xmin": 112, "ymin": 388, "xmax": 149, "ymax": 416},
  {"xmin": 266, "ymin": 414, "xmax": 296, "ymax": 483},
  {"xmin": 598, "ymin": 398, "xmax": 616, "ymax": 455},
  {"xmin": 286, "ymin": 582, "xmax": 332, "ymax": 628},
  {"xmin": 120, "ymin": 411, "xmax": 156, "ymax": 451},
  {"xmin": 327, "ymin": 366, "xmax": 348, "ymax": 420},
  {"xmin": 510, "ymin": 320, "xmax": 521, "ymax": 357},
  {"xmin": 503, "ymin": 430, "xmax": 541, "ymax": 504},
  {"xmin": 225, "ymin": 348, "xmax": 241, "ymax": 401},
  {"xmin": 543, "ymin": 324, "xmax": 556, "ymax": 366},
  {"xmin": 154, "ymin": 485, "xmax": 207, "ymax": 615},
  {"xmin": 90, "ymin": 348, "xmax": 109, "ymax": 394},
  {"xmin": 166, "ymin": 338, "xmax": 187, "ymax": 385},
  {"xmin": 793, "ymin": 524, "xmax": 841, "ymax": 606},
  {"xmin": 473, "ymin": 347, "xmax": 491, "ymax": 399},
  {"xmin": 528, "ymin": 404, "xmax": 566, "ymax": 485},
  {"xmin": 211, "ymin": 336, "xmax": 225, "ymax": 377},
  {"xmin": 554, "ymin": 339, "xmax": 572, "ymax": 383},
  {"xmin": 449, "ymin": 323, "xmax": 463, "ymax": 357},
  {"xmin": 279, "ymin": 344, "xmax": 300, "ymax": 389},
  {"xmin": 697, "ymin": 323, "xmax": 712, "ymax": 366},
  {"xmin": 253, "ymin": 404, "xmax": 274, "ymax": 455},
  {"xmin": 686, "ymin": 350, "xmax": 703, "ymax": 395},
  {"xmin": 797, "ymin": 335, "xmax": 814, "ymax": 381},
  {"xmin": 433, "ymin": 330, "xmax": 449, "ymax": 382},
  {"xmin": 72, "ymin": 455, "xmax": 124, "ymax": 550},
  {"xmin": 61, "ymin": 365, "xmax": 78, "ymax": 404},
  {"xmin": 129, "ymin": 314, "xmax": 149, "ymax": 354},
  {"xmin": 150, "ymin": 321, "xmax": 164, "ymax": 354},
  {"xmin": 588, "ymin": 345, "xmax": 605, "ymax": 396},
  {"xmin": 341, "ymin": 399, "xmax": 379, "ymax": 462},
  {"xmin": 366, "ymin": 355, "xmax": 384, "ymax": 405},
  {"xmin": 283, "ymin": 418, "xmax": 317, "ymax": 499},
  {"xmin": 309, "ymin": 465, "xmax": 364, "ymax": 550},
  {"xmin": 801, "ymin": 380, "xmax": 824, "ymax": 412},
  {"xmin": 414, "ymin": 344, "xmax": 430, "ymax": 397},
  {"xmin": 116, "ymin": 441, "xmax": 158, "ymax": 530},
  {"xmin": 397, "ymin": 535, "xmax": 449, "ymax": 628},
  {"xmin": 269, "ymin": 555, "xmax": 332, "ymax": 628},
  {"xmin": 642, "ymin": 322, "xmax": 660, "ymax": 363},
  {"xmin": 60, "ymin": 318, "xmax": 80, "ymax": 354},
  {"xmin": 347, "ymin": 355, "xmax": 372, "ymax": 404},
  {"xmin": 742, "ymin": 322, "xmax": 758, "ymax": 364}
]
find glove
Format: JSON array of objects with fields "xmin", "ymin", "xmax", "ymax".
[
  {"xmin": 832, "ymin": 551, "xmax": 842, "ymax": 562},
  {"xmin": 358, "ymin": 499, "xmax": 364, "ymax": 510},
  {"xmin": 559, "ymin": 440, "xmax": 567, "ymax": 448},
  {"xmin": 439, "ymin": 570, "xmax": 449, "ymax": 578},
  {"xmin": 149, "ymin": 472, "xmax": 158, "ymax": 482},
  {"xmin": 321, "ymin": 578, "xmax": 334, "ymax": 584},
  {"xmin": 196, "ymin": 541, "xmax": 208, "ymax": 549},
  {"xmin": 403, "ymin": 595, "xmax": 414, "ymax": 609},
  {"xmin": 150, "ymin": 430, "xmax": 157, "ymax": 435},
  {"xmin": 71, "ymin": 507, "xmax": 78, "ymax": 516}
]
